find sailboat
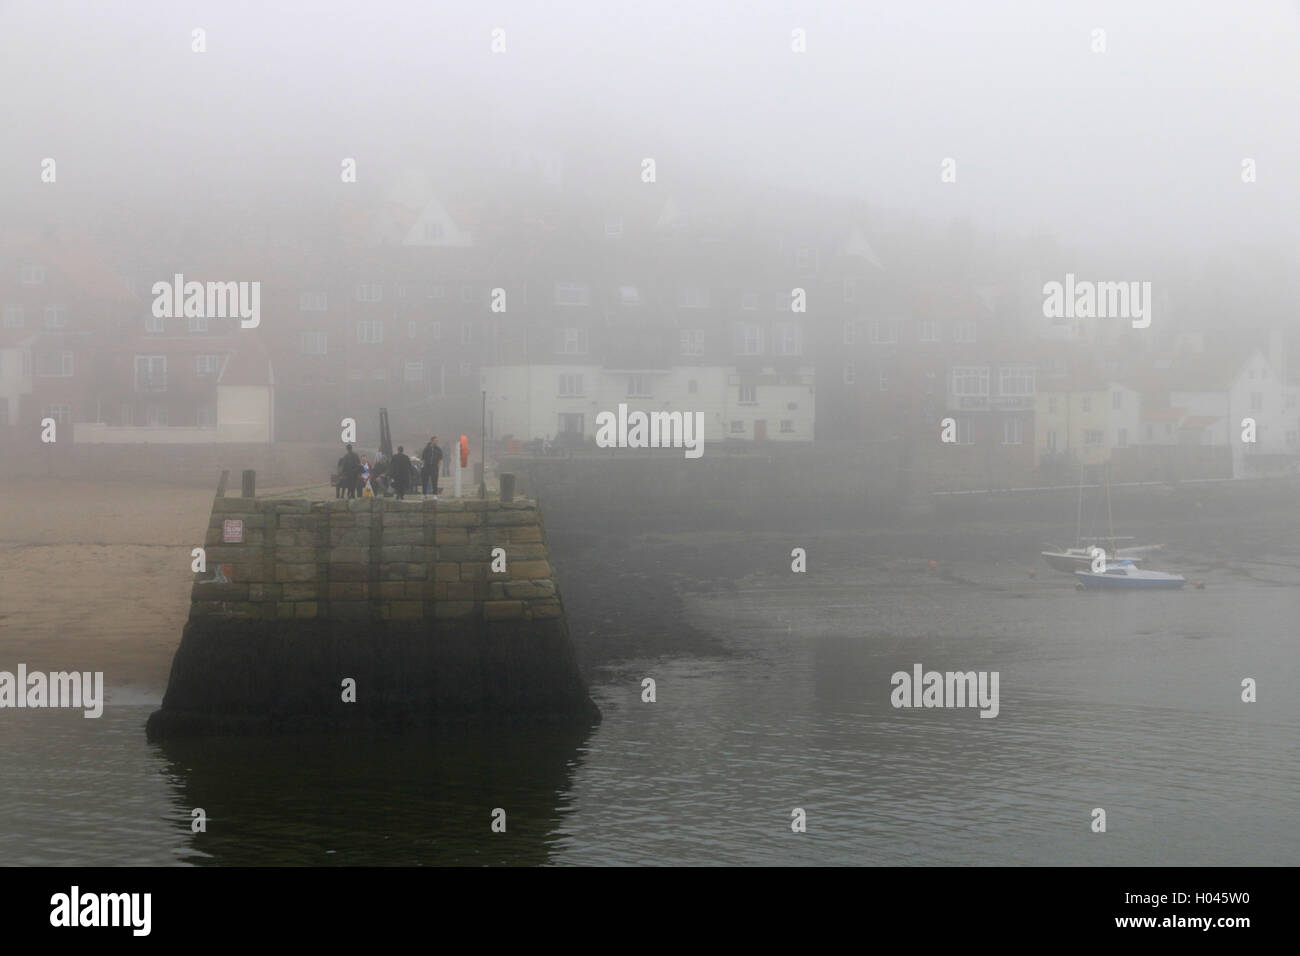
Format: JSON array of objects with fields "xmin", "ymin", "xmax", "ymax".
[
  {"xmin": 1073, "ymin": 559, "xmax": 1186, "ymax": 589},
  {"xmin": 1040, "ymin": 461, "xmax": 1163, "ymax": 574}
]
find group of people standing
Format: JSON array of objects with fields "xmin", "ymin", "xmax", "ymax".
[{"xmin": 335, "ymin": 437, "xmax": 446, "ymax": 501}]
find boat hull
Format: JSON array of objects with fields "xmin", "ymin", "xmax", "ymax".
[{"xmin": 1073, "ymin": 571, "xmax": 1185, "ymax": 589}]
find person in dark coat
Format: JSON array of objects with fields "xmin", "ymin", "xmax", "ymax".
[
  {"xmin": 390, "ymin": 445, "xmax": 412, "ymax": 500},
  {"xmin": 420, "ymin": 438, "xmax": 436, "ymax": 498},
  {"xmin": 427, "ymin": 436, "xmax": 445, "ymax": 496},
  {"xmin": 340, "ymin": 444, "xmax": 361, "ymax": 499},
  {"xmin": 335, "ymin": 452, "xmax": 348, "ymax": 498}
]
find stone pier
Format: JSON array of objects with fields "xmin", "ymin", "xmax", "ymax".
[{"xmin": 146, "ymin": 489, "xmax": 599, "ymax": 738}]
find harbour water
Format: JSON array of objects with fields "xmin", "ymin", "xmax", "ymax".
[{"xmin": 3, "ymin": 553, "xmax": 1295, "ymax": 866}]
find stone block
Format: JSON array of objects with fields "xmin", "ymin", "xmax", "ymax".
[
  {"xmin": 329, "ymin": 582, "xmax": 368, "ymax": 601},
  {"xmin": 487, "ymin": 510, "xmax": 536, "ymax": 526},
  {"xmin": 509, "ymin": 560, "xmax": 551, "ymax": 580},
  {"xmin": 294, "ymin": 602, "xmax": 318, "ymax": 618},
  {"xmin": 434, "ymin": 562, "xmax": 461, "ymax": 583},
  {"xmin": 191, "ymin": 582, "xmax": 248, "ymax": 601},
  {"xmin": 460, "ymin": 562, "xmax": 488, "ymax": 582},
  {"xmin": 276, "ymin": 563, "xmax": 318, "ymax": 583},
  {"xmin": 328, "ymin": 547, "xmax": 366, "ymax": 564},
  {"xmin": 434, "ymin": 512, "xmax": 481, "ymax": 528},
  {"xmin": 507, "ymin": 526, "xmax": 543, "ymax": 543},
  {"xmin": 384, "ymin": 601, "xmax": 423, "ymax": 621},
  {"xmin": 329, "ymin": 562, "xmax": 368, "ymax": 582},
  {"xmin": 380, "ymin": 545, "xmax": 413, "ymax": 562},
  {"xmin": 280, "ymin": 583, "xmax": 315, "ymax": 601},
  {"xmin": 381, "ymin": 529, "xmax": 424, "ymax": 545},
  {"xmin": 505, "ymin": 581, "xmax": 555, "ymax": 600},
  {"xmin": 275, "ymin": 547, "xmax": 317, "ymax": 564},
  {"xmin": 379, "ymin": 582, "xmax": 405, "ymax": 599},
  {"xmin": 435, "ymin": 581, "xmax": 475, "ymax": 601},
  {"xmin": 434, "ymin": 527, "xmax": 468, "ymax": 545}
]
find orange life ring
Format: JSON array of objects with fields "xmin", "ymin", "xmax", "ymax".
[{"xmin": 460, "ymin": 435, "xmax": 470, "ymax": 469}]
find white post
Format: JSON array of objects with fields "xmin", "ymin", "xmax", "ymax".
[{"xmin": 454, "ymin": 460, "xmax": 462, "ymax": 498}]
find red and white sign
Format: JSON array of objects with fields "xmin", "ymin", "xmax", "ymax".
[{"xmin": 223, "ymin": 519, "xmax": 244, "ymax": 543}]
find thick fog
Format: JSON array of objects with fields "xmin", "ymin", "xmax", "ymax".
[{"xmin": 4, "ymin": 0, "xmax": 1299, "ymax": 259}]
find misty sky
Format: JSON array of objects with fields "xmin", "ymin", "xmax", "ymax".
[{"xmin": 3, "ymin": 0, "xmax": 1299, "ymax": 258}]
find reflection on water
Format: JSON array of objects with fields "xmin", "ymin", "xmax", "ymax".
[{"xmin": 2, "ymin": 561, "xmax": 1297, "ymax": 866}]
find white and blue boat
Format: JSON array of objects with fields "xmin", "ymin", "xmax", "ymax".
[{"xmin": 1074, "ymin": 559, "xmax": 1185, "ymax": 590}]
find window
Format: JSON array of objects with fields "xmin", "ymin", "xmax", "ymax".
[
  {"xmin": 773, "ymin": 323, "xmax": 802, "ymax": 356},
  {"xmin": 1251, "ymin": 392, "xmax": 1263, "ymax": 410},
  {"xmin": 301, "ymin": 332, "xmax": 327, "ymax": 355},
  {"xmin": 868, "ymin": 319, "xmax": 897, "ymax": 344},
  {"xmin": 793, "ymin": 248, "xmax": 813, "ymax": 270},
  {"xmin": 678, "ymin": 287, "xmax": 710, "ymax": 309},
  {"xmin": 357, "ymin": 320, "xmax": 384, "ymax": 344},
  {"xmin": 730, "ymin": 420, "xmax": 744, "ymax": 434},
  {"xmin": 459, "ymin": 361, "xmax": 473, "ymax": 377},
  {"xmin": 145, "ymin": 314, "xmax": 165, "ymax": 333},
  {"xmin": 736, "ymin": 325, "xmax": 763, "ymax": 356},
  {"xmin": 1286, "ymin": 393, "xmax": 1297, "ymax": 409},
  {"xmin": 3, "ymin": 305, "xmax": 23, "ymax": 328},
  {"xmin": 951, "ymin": 366, "xmax": 990, "ymax": 397},
  {"xmin": 461, "ymin": 324, "xmax": 473, "ymax": 345},
  {"xmin": 1145, "ymin": 425, "xmax": 1154, "ymax": 441},
  {"xmin": 430, "ymin": 321, "xmax": 442, "ymax": 340},
  {"xmin": 21, "ymin": 264, "xmax": 43, "ymax": 284},
  {"xmin": 843, "ymin": 278, "xmax": 857, "ymax": 302},
  {"xmin": 1117, "ymin": 427, "xmax": 1128, "ymax": 448},
  {"xmin": 957, "ymin": 420, "xmax": 974, "ymax": 445},
  {"xmin": 878, "ymin": 371, "xmax": 889, "ymax": 392},
  {"xmin": 555, "ymin": 283, "xmax": 590, "ymax": 306},
  {"xmin": 919, "ymin": 320, "xmax": 939, "ymax": 343},
  {"xmin": 551, "ymin": 371, "xmax": 582, "ymax": 398},
  {"xmin": 1084, "ymin": 429, "xmax": 1104, "ymax": 445},
  {"xmin": 1112, "ymin": 390, "xmax": 1123, "ymax": 409},
  {"xmin": 196, "ymin": 354, "xmax": 222, "ymax": 376},
  {"xmin": 355, "ymin": 284, "xmax": 382, "ymax": 303},
  {"xmin": 688, "ymin": 379, "xmax": 698, "ymax": 394},
  {"xmin": 429, "ymin": 285, "xmax": 445, "ymax": 300},
  {"xmin": 1002, "ymin": 418, "xmax": 1023, "ymax": 445},
  {"xmin": 43, "ymin": 306, "xmax": 65, "ymax": 329},
  {"xmin": 1081, "ymin": 395, "xmax": 1092, "ymax": 412},
  {"xmin": 741, "ymin": 292, "xmax": 759, "ymax": 311},
  {"xmin": 843, "ymin": 320, "xmax": 855, "ymax": 345},
  {"xmin": 739, "ymin": 384, "xmax": 757, "ymax": 404},
  {"xmin": 998, "ymin": 366, "xmax": 1035, "ymax": 397},
  {"xmin": 44, "ymin": 404, "xmax": 70, "ymax": 427},
  {"xmin": 404, "ymin": 361, "xmax": 423, "ymax": 382},
  {"xmin": 1049, "ymin": 396, "xmax": 1058, "ymax": 414},
  {"xmin": 953, "ymin": 321, "xmax": 976, "ymax": 344},
  {"xmin": 188, "ymin": 315, "xmax": 209, "ymax": 333},
  {"xmin": 36, "ymin": 351, "xmax": 73, "ymax": 377},
  {"xmin": 145, "ymin": 405, "xmax": 168, "ymax": 427},
  {"xmin": 135, "ymin": 356, "xmax": 166, "ymax": 391},
  {"xmin": 424, "ymin": 222, "xmax": 444, "ymax": 242},
  {"xmin": 1047, "ymin": 430, "xmax": 1058, "ymax": 452},
  {"xmin": 408, "ymin": 321, "xmax": 418, "ymax": 339},
  {"xmin": 627, "ymin": 374, "xmax": 652, "ymax": 398},
  {"xmin": 299, "ymin": 292, "xmax": 328, "ymax": 311},
  {"xmin": 558, "ymin": 412, "xmax": 584, "ymax": 436},
  {"xmin": 347, "ymin": 367, "xmax": 364, "ymax": 381},
  {"xmin": 605, "ymin": 218, "xmax": 623, "ymax": 238},
  {"xmin": 843, "ymin": 364, "xmax": 855, "ymax": 385},
  {"xmin": 780, "ymin": 420, "xmax": 794, "ymax": 433},
  {"xmin": 618, "ymin": 285, "xmax": 641, "ymax": 306},
  {"xmin": 680, "ymin": 329, "xmax": 704, "ymax": 356},
  {"xmin": 555, "ymin": 327, "xmax": 588, "ymax": 355},
  {"xmin": 197, "ymin": 406, "xmax": 216, "ymax": 427}
]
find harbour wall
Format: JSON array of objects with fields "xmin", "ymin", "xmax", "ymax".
[{"xmin": 146, "ymin": 490, "xmax": 598, "ymax": 738}]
